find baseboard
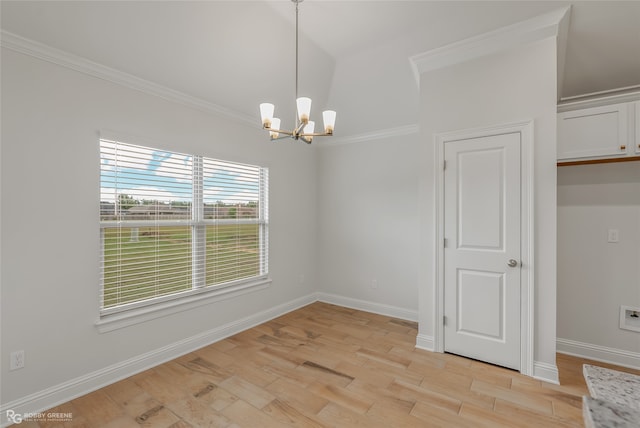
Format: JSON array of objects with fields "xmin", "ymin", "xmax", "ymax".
[
  {"xmin": 315, "ymin": 292, "xmax": 419, "ymax": 322},
  {"xmin": 0, "ymin": 293, "xmax": 317, "ymax": 428},
  {"xmin": 415, "ymin": 334, "xmax": 435, "ymax": 352},
  {"xmin": 0, "ymin": 293, "xmax": 417, "ymax": 426},
  {"xmin": 557, "ymin": 338, "xmax": 640, "ymax": 370},
  {"xmin": 533, "ymin": 361, "xmax": 560, "ymax": 384}
]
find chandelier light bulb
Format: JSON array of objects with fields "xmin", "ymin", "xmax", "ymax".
[
  {"xmin": 270, "ymin": 118, "xmax": 281, "ymax": 139},
  {"xmin": 303, "ymin": 120, "xmax": 315, "ymax": 143},
  {"xmin": 296, "ymin": 97, "xmax": 312, "ymax": 124},
  {"xmin": 260, "ymin": 103, "xmax": 275, "ymax": 128},
  {"xmin": 323, "ymin": 110, "xmax": 336, "ymax": 134}
]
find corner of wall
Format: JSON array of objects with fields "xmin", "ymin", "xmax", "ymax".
[{"xmin": 533, "ymin": 361, "xmax": 560, "ymax": 385}]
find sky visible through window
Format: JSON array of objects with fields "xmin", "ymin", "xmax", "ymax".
[{"xmin": 100, "ymin": 140, "xmax": 260, "ymax": 209}]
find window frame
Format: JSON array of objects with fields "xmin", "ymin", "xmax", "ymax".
[{"xmin": 97, "ymin": 138, "xmax": 270, "ymax": 331}]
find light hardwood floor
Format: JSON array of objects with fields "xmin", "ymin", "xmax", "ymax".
[{"xmin": 16, "ymin": 302, "xmax": 640, "ymax": 427}]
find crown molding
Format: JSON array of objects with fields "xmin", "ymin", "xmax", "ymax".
[
  {"xmin": 409, "ymin": 6, "xmax": 571, "ymax": 83},
  {"xmin": 0, "ymin": 30, "xmax": 256, "ymax": 126},
  {"xmin": 555, "ymin": 5, "xmax": 572, "ymax": 101},
  {"xmin": 557, "ymin": 88, "xmax": 640, "ymax": 112},
  {"xmin": 319, "ymin": 124, "xmax": 419, "ymax": 147},
  {"xmin": 2, "ymin": 30, "xmax": 419, "ymax": 145}
]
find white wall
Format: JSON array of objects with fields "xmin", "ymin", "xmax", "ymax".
[
  {"xmin": 557, "ymin": 162, "xmax": 640, "ymax": 365},
  {"xmin": 314, "ymin": 30, "xmax": 425, "ymax": 313},
  {"xmin": 417, "ymin": 38, "xmax": 559, "ymax": 375},
  {"xmin": 316, "ymin": 135, "xmax": 421, "ymax": 316},
  {"xmin": 0, "ymin": 48, "xmax": 318, "ymax": 406},
  {"xmin": 325, "ymin": 33, "xmax": 420, "ymax": 137}
]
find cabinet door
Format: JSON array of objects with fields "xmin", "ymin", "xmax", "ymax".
[{"xmin": 558, "ymin": 103, "xmax": 628, "ymax": 160}]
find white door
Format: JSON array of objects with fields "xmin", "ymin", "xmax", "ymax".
[{"xmin": 443, "ymin": 132, "xmax": 521, "ymax": 370}]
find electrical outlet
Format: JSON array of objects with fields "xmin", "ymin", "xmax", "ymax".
[
  {"xmin": 10, "ymin": 350, "xmax": 25, "ymax": 370},
  {"xmin": 608, "ymin": 229, "xmax": 619, "ymax": 243},
  {"xmin": 620, "ymin": 306, "xmax": 640, "ymax": 332},
  {"xmin": 371, "ymin": 279, "xmax": 378, "ymax": 289}
]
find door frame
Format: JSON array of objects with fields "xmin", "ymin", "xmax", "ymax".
[{"xmin": 433, "ymin": 120, "xmax": 534, "ymax": 376}]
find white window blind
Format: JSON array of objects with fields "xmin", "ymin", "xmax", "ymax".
[{"xmin": 100, "ymin": 139, "xmax": 268, "ymax": 314}]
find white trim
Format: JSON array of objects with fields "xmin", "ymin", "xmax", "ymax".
[
  {"xmin": 315, "ymin": 292, "xmax": 418, "ymax": 322},
  {"xmin": 533, "ymin": 361, "xmax": 560, "ymax": 385},
  {"xmin": 415, "ymin": 334, "xmax": 435, "ymax": 352},
  {"xmin": 0, "ymin": 31, "xmax": 420, "ymax": 146},
  {"xmin": 521, "ymin": 122, "xmax": 535, "ymax": 377},
  {"xmin": 557, "ymin": 338, "xmax": 640, "ymax": 370},
  {"xmin": 409, "ymin": 6, "xmax": 570, "ymax": 83},
  {"xmin": 433, "ymin": 120, "xmax": 535, "ymax": 376},
  {"xmin": 96, "ymin": 278, "xmax": 272, "ymax": 333},
  {"xmin": 636, "ymin": 101, "xmax": 640, "ymax": 156},
  {"xmin": 559, "ymin": 86, "xmax": 640, "ymax": 104},
  {"xmin": 557, "ymin": 90, "xmax": 640, "ymax": 113},
  {"xmin": 433, "ymin": 136, "xmax": 445, "ymax": 353},
  {"xmin": 555, "ymin": 5, "xmax": 571, "ymax": 101},
  {"xmin": 0, "ymin": 293, "xmax": 317, "ymax": 428},
  {"xmin": 319, "ymin": 124, "xmax": 419, "ymax": 147},
  {"xmin": 0, "ymin": 30, "xmax": 256, "ymax": 126}
]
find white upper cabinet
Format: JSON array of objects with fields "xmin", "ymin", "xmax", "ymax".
[{"xmin": 557, "ymin": 103, "xmax": 630, "ymax": 161}]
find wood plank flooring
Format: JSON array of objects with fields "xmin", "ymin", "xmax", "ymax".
[{"xmin": 15, "ymin": 302, "xmax": 640, "ymax": 427}]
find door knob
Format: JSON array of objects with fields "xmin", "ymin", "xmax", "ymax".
[{"xmin": 507, "ymin": 259, "xmax": 519, "ymax": 268}]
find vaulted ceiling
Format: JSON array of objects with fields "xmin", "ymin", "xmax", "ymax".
[{"xmin": 2, "ymin": 1, "xmax": 639, "ymax": 138}]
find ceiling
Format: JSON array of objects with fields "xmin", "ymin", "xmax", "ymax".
[{"xmin": 2, "ymin": 1, "xmax": 639, "ymax": 138}]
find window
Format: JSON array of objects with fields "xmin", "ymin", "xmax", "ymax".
[{"xmin": 99, "ymin": 139, "xmax": 268, "ymax": 316}]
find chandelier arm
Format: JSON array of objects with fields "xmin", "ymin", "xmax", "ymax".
[
  {"xmin": 270, "ymin": 134, "xmax": 294, "ymax": 141},
  {"xmin": 270, "ymin": 129, "xmax": 294, "ymax": 136},
  {"xmin": 293, "ymin": 121, "xmax": 306, "ymax": 135},
  {"xmin": 299, "ymin": 132, "xmax": 333, "ymax": 137}
]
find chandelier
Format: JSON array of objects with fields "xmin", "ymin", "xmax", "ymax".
[{"xmin": 259, "ymin": 0, "xmax": 336, "ymax": 144}]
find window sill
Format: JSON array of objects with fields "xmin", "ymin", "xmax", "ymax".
[{"xmin": 95, "ymin": 277, "xmax": 272, "ymax": 333}]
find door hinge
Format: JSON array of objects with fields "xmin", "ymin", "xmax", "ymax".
[
  {"xmin": 443, "ymin": 238, "xmax": 448, "ymax": 248},
  {"xmin": 443, "ymin": 160, "xmax": 447, "ymax": 171},
  {"xmin": 443, "ymin": 315, "xmax": 447, "ymax": 326}
]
